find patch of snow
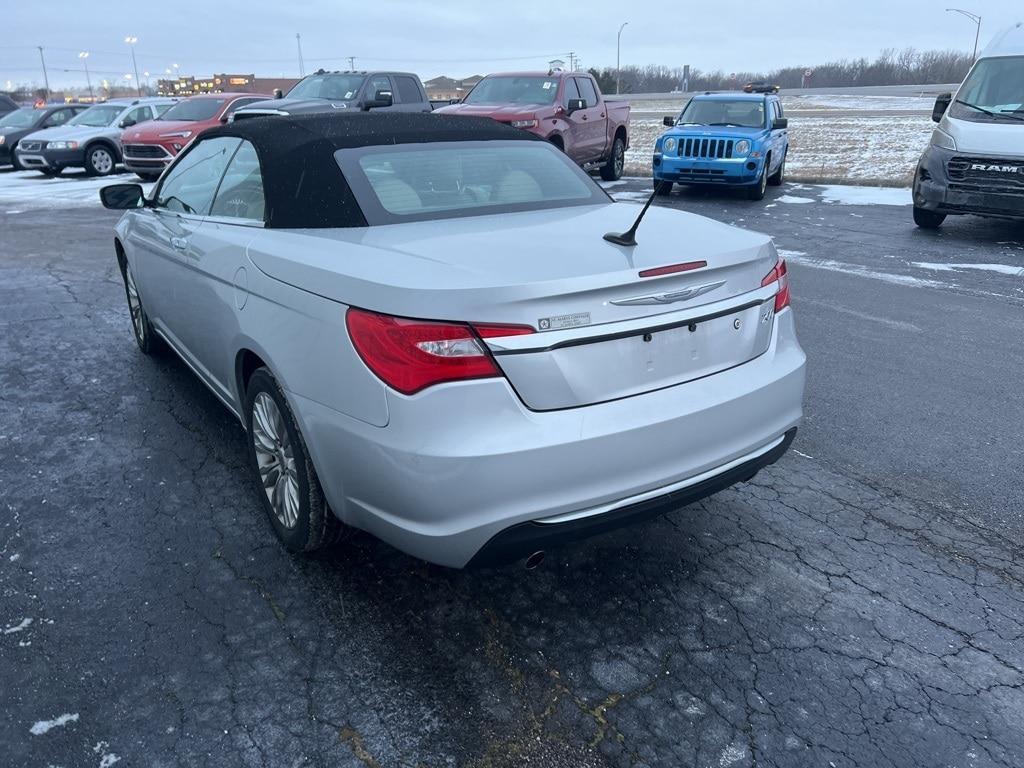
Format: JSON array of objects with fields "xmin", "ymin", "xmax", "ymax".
[
  {"xmin": 9, "ymin": 553, "xmax": 20, "ymax": 562},
  {"xmin": 3, "ymin": 617, "xmax": 32, "ymax": 634},
  {"xmin": 718, "ymin": 740, "xmax": 750, "ymax": 766},
  {"xmin": 99, "ymin": 756, "xmax": 121, "ymax": 768},
  {"xmin": 777, "ymin": 195, "xmax": 814, "ymax": 204},
  {"xmin": 30, "ymin": 713, "xmax": 79, "ymax": 735},
  {"xmin": 785, "ymin": 253, "xmax": 950, "ymax": 290},
  {"xmin": 912, "ymin": 261, "xmax": 1024, "ymax": 277},
  {"xmin": 0, "ymin": 170, "xmax": 153, "ymax": 210},
  {"xmin": 819, "ymin": 185, "xmax": 911, "ymax": 206}
]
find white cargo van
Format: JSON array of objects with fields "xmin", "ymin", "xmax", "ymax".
[{"xmin": 913, "ymin": 22, "xmax": 1024, "ymax": 228}]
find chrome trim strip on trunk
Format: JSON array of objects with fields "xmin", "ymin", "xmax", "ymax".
[{"xmin": 486, "ymin": 283, "xmax": 777, "ymax": 355}]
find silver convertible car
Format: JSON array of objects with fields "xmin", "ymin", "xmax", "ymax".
[{"xmin": 101, "ymin": 113, "xmax": 805, "ymax": 568}]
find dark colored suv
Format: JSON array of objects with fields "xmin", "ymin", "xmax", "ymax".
[
  {"xmin": 0, "ymin": 104, "xmax": 91, "ymax": 168},
  {"xmin": 232, "ymin": 70, "xmax": 431, "ymax": 119}
]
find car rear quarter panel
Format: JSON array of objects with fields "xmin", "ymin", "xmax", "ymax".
[{"xmin": 242, "ymin": 234, "xmax": 389, "ymax": 429}]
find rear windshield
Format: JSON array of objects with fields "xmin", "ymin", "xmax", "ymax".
[
  {"xmin": 158, "ymin": 99, "xmax": 226, "ymax": 122},
  {"xmin": 678, "ymin": 99, "xmax": 765, "ymax": 128},
  {"xmin": 464, "ymin": 76, "xmax": 560, "ymax": 105},
  {"xmin": 287, "ymin": 74, "xmax": 364, "ymax": 101},
  {"xmin": 336, "ymin": 140, "xmax": 608, "ymax": 224},
  {"xmin": 951, "ymin": 57, "xmax": 1024, "ymax": 123},
  {"xmin": 68, "ymin": 105, "xmax": 122, "ymax": 127},
  {"xmin": 0, "ymin": 108, "xmax": 38, "ymax": 129}
]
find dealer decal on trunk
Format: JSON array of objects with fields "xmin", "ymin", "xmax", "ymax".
[{"xmin": 538, "ymin": 312, "xmax": 591, "ymax": 331}]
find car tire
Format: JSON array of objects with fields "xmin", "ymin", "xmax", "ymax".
[
  {"xmin": 768, "ymin": 152, "xmax": 786, "ymax": 186},
  {"xmin": 746, "ymin": 162, "xmax": 768, "ymax": 201},
  {"xmin": 40, "ymin": 167, "xmax": 62, "ymax": 177},
  {"xmin": 600, "ymin": 135, "xmax": 626, "ymax": 181},
  {"xmin": 245, "ymin": 368, "xmax": 343, "ymax": 553},
  {"xmin": 85, "ymin": 144, "xmax": 116, "ymax": 177},
  {"xmin": 654, "ymin": 179, "xmax": 673, "ymax": 195},
  {"xmin": 913, "ymin": 206, "xmax": 946, "ymax": 229},
  {"xmin": 120, "ymin": 257, "xmax": 164, "ymax": 356},
  {"xmin": 136, "ymin": 172, "xmax": 161, "ymax": 183}
]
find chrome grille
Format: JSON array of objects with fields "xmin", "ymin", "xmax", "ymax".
[
  {"xmin": 19, "ymin": 140, "xmax": 43, "ymax": 152},
  {"xmin": 677, "ymin": 137, "xmax": 734, "ymax": 159}
]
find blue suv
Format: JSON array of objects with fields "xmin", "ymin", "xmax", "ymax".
[{"xmin": 653, "ymin": 93, "xmax": 789, "ymax": 200}]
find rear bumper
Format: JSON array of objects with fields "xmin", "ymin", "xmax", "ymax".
[
  {"xmin": 654, "ymin": 153, "xmax": 764, "ymax": 186},
  {"xmin": 914, "ymin": 145, "xmax": 1024, "ymax": 220},
  {"xmin": 289, "ymin": 309, "xmax": 805, "ymax": 568},
  {"xmin": 468, "ymin": 427, "xmax": 796, "ymax": 567}
]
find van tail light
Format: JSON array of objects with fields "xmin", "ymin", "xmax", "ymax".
[
  {"xmin": 345, "ymin": 308, "xmax": 532, "ymax": 395},
  {"xmin": 761, "ymin": 258, "xmax": 790, "ymax": 312}
]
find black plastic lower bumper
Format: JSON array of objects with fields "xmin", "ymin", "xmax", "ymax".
[{"xmin": 468, "ymin": 428, "xmax": 797, "ymax": 568}]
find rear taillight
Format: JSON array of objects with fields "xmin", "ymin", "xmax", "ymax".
[
  {"xmin": 345, "ymin": 308, "xmax": 532, "ymax": 395},
  {"xmin": 761, "ymin": 259, "xmax": 790, "ymax": 312}
]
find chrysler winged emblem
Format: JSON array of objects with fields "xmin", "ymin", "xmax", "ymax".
[{"xmin": 610, "ymin": 280, "xmax": 726, "ymax": 306}]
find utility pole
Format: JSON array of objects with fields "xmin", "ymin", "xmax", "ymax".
[
  {"xmin": 125, "ymin": 37, "xmax": 141, "ymax": 96},
  {"xmin": 946, "ymin": 8, "xmax": 982, "ymax": 61},
  {"xmin": 347, "ymin": 56, "xmax": 356, "ymax": 71},
  {"xmin": 296, "ymin": 33, "xmax": 305, "ymax": 76},
  {"xmin": 37, "ymin": 46, "xmax": 50, "ymax": 100},
  {"xmin": 79, "ymin": 52, "xmax": 94, "ymax": 100},
  {"xmin": 568, "ymin": 51, "xmax": 576, "ymax": 71},
  {"xmin": 616, "ymin": 22, "xmax": 628, "ymax": 95}
]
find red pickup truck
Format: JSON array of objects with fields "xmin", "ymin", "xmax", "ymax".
[{"xmin": 436, "ymin": 71, "xmax": 630, "ymax": 180}]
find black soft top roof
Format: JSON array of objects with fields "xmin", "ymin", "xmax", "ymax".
[{"xmin": 200, "ymin": 112, "xmax": 540, "ymax": 229}]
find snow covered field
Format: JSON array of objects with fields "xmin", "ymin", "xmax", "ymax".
[{"xmin": 624, "ymin": 93, "xmax": 932, "ymax": 184}]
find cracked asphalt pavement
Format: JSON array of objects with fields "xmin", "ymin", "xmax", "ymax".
[{"xmin": 2, "ymin": 177, "xmax": 1023, "ymax": 767}]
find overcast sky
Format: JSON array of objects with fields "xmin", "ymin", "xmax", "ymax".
[{"xmin": 4, "ymin": 0, "xmax": 1021, "ymax": 90}]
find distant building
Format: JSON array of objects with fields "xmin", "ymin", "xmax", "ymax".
[
  {"xmin": 156, "ymin": 74, "xmax": 299, "ymax": 97},
  {"xmin": 423, "ymin": 75, "xmax": 483, "ymax": 101}
]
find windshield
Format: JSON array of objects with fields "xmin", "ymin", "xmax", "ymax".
[
  {"xmin": 464, "ymin": 76, "xmax": 559, "ymax": 106},
  {"xmin": 951, "ymin": 57, "xmax": 1024, "ymax": 123},
  {"xmin": 336, "ymin": 141, "xmax": 607, "ymax": 224},
  {"xmin": 0, "ymin": 108, "xmax": 38, "ymax": 129},
  {"xmin": 158, "ymin": 98, "xmax": 226, "ymax": 122},
  {"xmin": 286, "ymin": 74, "xmax": 365, "ymax": 101},
  {"xmin": 68, "ymin": 105, "xmax": 122, "ymax": 127},
  {"xmin": 678, "ymin": 99, "xmax": 766, "ymax": 128}
]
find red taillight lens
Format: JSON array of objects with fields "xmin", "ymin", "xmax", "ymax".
[
  {"xmin": 639, "ymin": 260, "xmax": 707, "ymax": 278},
  {"xmin": 761, "ymin": 259, "xmax": 790, "ymax": 312},
  {"xmin": 346, "ymin": 309, "xmax": 531, "ymax": 395}
]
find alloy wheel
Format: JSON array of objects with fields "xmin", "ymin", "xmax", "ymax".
[
  {"xmin": 251, "ymin": 392, "xmax": 300, "ymax": 529},
  {"xmin": 124, "ymin": 264, "xmax": 145, "ymax": 342},
  {"xmin": 91, "ymin": 148, "xmax": 113, "ymax": 175}
]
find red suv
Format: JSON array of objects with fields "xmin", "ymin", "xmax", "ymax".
[{"xmin": 122, "ymin": 93, "xmax": 270, "ymax": 180}]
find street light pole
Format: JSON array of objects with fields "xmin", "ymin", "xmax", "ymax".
[
  {"xmin": 37, "ymin": 46, "xmax": 51, "ymax": 100},
  {"xmin": 946, "ymin": 8, "xmax": 982, "ymax": 61},
  {"xmin": 296, "ymin": 33, "xmax": 305, "ymax": 77},
  {"xmin": 616, "ymin": 22, "xmax": 629, "ymax": 95},
  {"xmin": 79, "ymin": 52, "xmax": 93, "ymax": 100},
  {"xmin": 125, "ymin": 36, "xmax": 141, "ymax": 96}
]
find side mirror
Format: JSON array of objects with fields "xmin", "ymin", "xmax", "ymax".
[
  {"xmin": 772, "ymin": 118, "xmax": 788, "ymax": 130},
  {"xmin": 273, "ymin": 88, "xmax": 283, "ymax": 99},
  {"xmin": 449, "ymin": 97, "xmax": 462, "ymax": 105},
  {"xmin": 567, "ymin": 98, "xmax": 587, "ymax": 113},
  {"xmin": 365, "ymin": 90, "xmax": 393, "ymax": 109},
  {"xmin": 932, "ymin": 92, "xmax": 952, "ymax": 123},
  {"xmin": 663, "ymin": 116, "xmax": 676, "ymax": 127},
  {"xmin": 100, "ymin": 183, "xmax": 146, "ymax": 210},
  {"xmin": 120, "ymin": 118, "xmax": 136, "ymax": 128},
  {"xmin": 219, "ymin": 115, "xmax": 230, "ymax": 123}
]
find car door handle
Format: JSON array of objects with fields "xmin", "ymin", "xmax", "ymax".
[{"xmin": 170, "ymin": 236, "xmax": 188, "ymax": 250}]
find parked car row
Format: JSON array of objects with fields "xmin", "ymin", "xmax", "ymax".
[{"xmin": 2, "ymin": 67, "xmax": 633, "ymax": 183}]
